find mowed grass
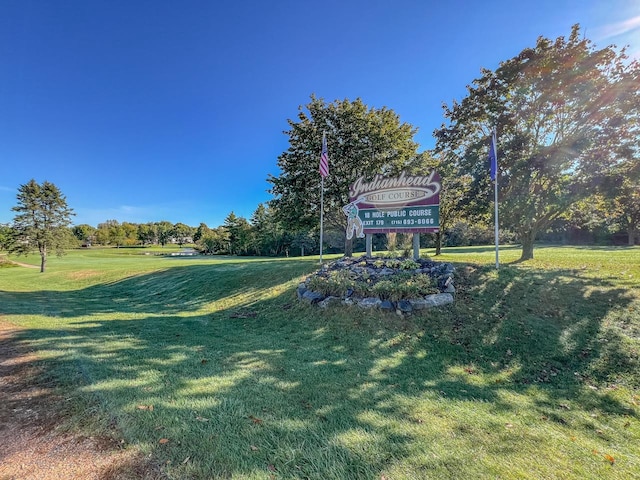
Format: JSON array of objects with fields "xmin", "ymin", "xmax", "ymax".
[{"xmin": 0, "ymin": 245, "xmax": 638, "ymax": 479}]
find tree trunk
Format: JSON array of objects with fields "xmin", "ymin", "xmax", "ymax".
[
  {"xmin": 40, "ymin": 253, "xmax": 46, "ymax": 273},
  {"xmin": 629, "ymin": 224, "xmax": 637, "ymax": 246},
  {"xmin": 519, "ymin": 230, "xmax": 536, "ymax": 261},
  {"xmin": 435, "ymin": 231, "xmax": 442, "ymax": 256},
  {"xmin": 387, "ymin": 233, "xmax": 397, "ymax": 253},
  {"xmin": 344, "ymin": 237, "xmax": 353, "ymax": 257}
]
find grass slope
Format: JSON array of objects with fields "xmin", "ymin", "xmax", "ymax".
[{"xmin": 0, "ymin": 246, "xmax": 638, "ymax": 479}]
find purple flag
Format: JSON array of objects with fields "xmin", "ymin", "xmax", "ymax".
[
  {"xmin": 489, "ymin": 131, "xmax": 497, "ymax": 181},
  {"xmin": 320, "ymin": 133, "xmax": 329, "ymax": 178}
]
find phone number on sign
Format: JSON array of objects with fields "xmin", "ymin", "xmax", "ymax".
[{"xmin": 390, "ymin": 218, "xmax": 436, "ymax": 226}]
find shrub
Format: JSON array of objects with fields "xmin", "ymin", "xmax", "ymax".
[
  {"xmin": 309, "ymin": 268, "xmax": 439, "ymax": 301},
  {"xmin": 382, "ymin": 273, "xmax": 439, "ymax": 301},
  {"xmin": 399, "ymin": 259, "xmax": 420, "ymax": 270},
  {"xmin": 385, "ymin": 259, "xmax": 401, "ymax": 269},
  {"xmin": 372, "ymin": 280, "xmax": 394, "ymax": 300},
  {"xmin": 308, "ymin": 269, "xmax": 356, "ymax": 297}
]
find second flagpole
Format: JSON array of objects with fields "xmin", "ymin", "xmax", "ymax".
[{"xmin": 493, "ymin": 129, "xmax": 499, "ymax": 270}]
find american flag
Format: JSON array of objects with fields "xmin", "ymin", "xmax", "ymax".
[{"xmin": 319, "ymin": 132, "xmax": 329, "ymax": 178}]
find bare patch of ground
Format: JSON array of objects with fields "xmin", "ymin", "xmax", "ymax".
[
  {"xmin": 0, "ymin": 321, "xmax": 165, "ymax": 480},
  {"xmin": 66, "ymin": 270, "xmax": 103, "ymax": 280}
]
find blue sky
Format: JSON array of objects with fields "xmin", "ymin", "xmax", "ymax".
[{"xmin": 1, "ymin": 0, "xmax": 638, "ymax": 228}]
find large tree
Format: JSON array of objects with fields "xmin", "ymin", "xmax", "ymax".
[
  {"xmin": 413, "ymin": 151, "xmax": 473, "ymax": 255},
  {"xmin": 172, "ymin": 222, "xmax": 194, "ymax": 247},
  {"xmin": 268, "ymin": 95, "xmax": 419, "ymax": 256},
  {"xmin": 197, "ymin": 227, "xmax": 230, "ymax": 255},
  {"xmin": 72, "ymin": 224, "xmax": 97, "ymax": 245},
  {"xmin": 137, "ymin": 222, "xmax": 158, "ymax": 245},
  {"xmin": 599, "ymin": 158, "xmax": 640, "ymax": 246},
  {"xmin": 602, "ymin": 57, "xmax": 640, "ymax": 245},
  {"xmin": 10, "ymin": 179, "xmax": 75, "ymax": 272},
  {"xmin": 193, "ymin": 222, "xmax": 211, "ymax": 244},
  {"xmin": 0, "ymin": 224, "xmax": 12, "ymax": 251},
  {"xmin": 250, "ymin": 203, "xmax": 292, "ymax": 256},
  {"xmin": 435, "ymin": 25, "xmax": 635, "ymax": 260},
  {"xmin": 224, "ymin": 212, "xmax": 253, "ymax": 255},
  {"xmin": 155, "ymin": 221, "xmax": 174, "ymax": 247}
]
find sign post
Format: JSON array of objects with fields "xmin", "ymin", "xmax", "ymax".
[
  {"xmin": 366, "ymin": 233, "xmax": 373, "ymax": 257},
  {"xmin": 412, "ymin": 233, "xmax": 420, "ymax": 261}
]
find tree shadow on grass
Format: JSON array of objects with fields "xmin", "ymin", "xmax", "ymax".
[
  {"xmin": 436, "ymin": 244, "xmax": 522, "ymax": 255},
  {"xmin": 549, "ymin": 245, "xmax": 640, "ymax": 251},
  {"xmin": 1, "ymin": 259, "xmax": 638, "ymax": 478},
  {"xmin": 0, "ymin": 259, "xmax": 317, "ymax": 318}
]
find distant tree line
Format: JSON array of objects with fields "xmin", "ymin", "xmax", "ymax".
[{"xmin": 63, "ymin": 205, "xmax": 321, "ymax": 257}]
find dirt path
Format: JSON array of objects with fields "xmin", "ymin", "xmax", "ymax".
[
  {"xmin": 0, "ymin": 321, "xmax": 164, "ymax": 480},
  {"xmin": 0, "ymin": 256, "xmax": 39, "ymax": 269},
  {"xmin": 8, "ymin": 261, "xmax": 39, "ymax": 269}
]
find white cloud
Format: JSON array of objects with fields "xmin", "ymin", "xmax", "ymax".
[
  {"xmin": 596, "ymin": 15, "xmax": 640, "ymax": 39},
  {"xmin": 592, "ymin": 14, "xmax": 640, "ymax": 59}
]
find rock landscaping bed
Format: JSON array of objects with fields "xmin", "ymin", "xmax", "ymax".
[{"xmin": 298, "ymin": 255, "xmax": 456, "ymax": 315}]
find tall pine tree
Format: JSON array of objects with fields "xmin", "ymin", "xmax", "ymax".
[{"xmin": 10, "ymin": 179, "xmax": 75, "ymax": 272}]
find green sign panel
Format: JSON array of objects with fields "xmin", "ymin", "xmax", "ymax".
[{"xmin": 357, "ymin": 205, "xmax": 440, "ymax": 233}]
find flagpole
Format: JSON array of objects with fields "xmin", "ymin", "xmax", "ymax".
[
  {"xmin": 492, "ymin": 129, "xmax": 499, "ymax": 270},
  {"xmin": 320, "ymin": 176, "xmax": 324, "ymax": 264},
  {"xmin": 319, "ymin": 131, "xmax": 328, "ymax": 265}
]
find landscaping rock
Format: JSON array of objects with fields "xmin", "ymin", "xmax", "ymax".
[
  {"xmin": 318, "ymin": 296, "xmax": 341, "ymax": 308},
  {"xmin": 423, "ymin": 296, "xmax": 438, "ymax": 308},
  {"xmin": 302, "ymin": 290, "xmax": 324, "ymax": 304},
  {"xmin": 358, "ymin": 297, "xmax": 382, "ymax": 309},
  {"xmin": 409, "ymin": 298, "xmax": 431, "ymax": 310},
  {"xmin": 297, "ymin": 283, "xmax": 307, "ymax": 299},
  {"xmin": 336, "ymin": 259, "xmax": 354, "ymax": 268},
  {"xmin": 397, "ymin": 299, "xmax": 413, "ymax": 313},
  {"xmin": 380, "ymin": 300, "xmax": 395, "ymax": 312},
  {"xmin": 439, "ymin": 263, "xmax": 454, "ymax": 274},
  {"xmin": 425, "ymin": 293, "xmax": 454, "ymax": 307}
]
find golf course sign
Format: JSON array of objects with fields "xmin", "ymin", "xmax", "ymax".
[{"xmin": 344, "ymin": 171, "xmax": 441, "ymax": 239}]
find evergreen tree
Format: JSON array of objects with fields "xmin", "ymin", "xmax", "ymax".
[{"xmin": 10, "ymin": 179, "xmax": 75, "ymax": 272}]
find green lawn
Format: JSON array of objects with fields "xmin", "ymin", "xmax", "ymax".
[{"xmin": 0, "ymin": 245, "xmax": 639, "ymax": 479}]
